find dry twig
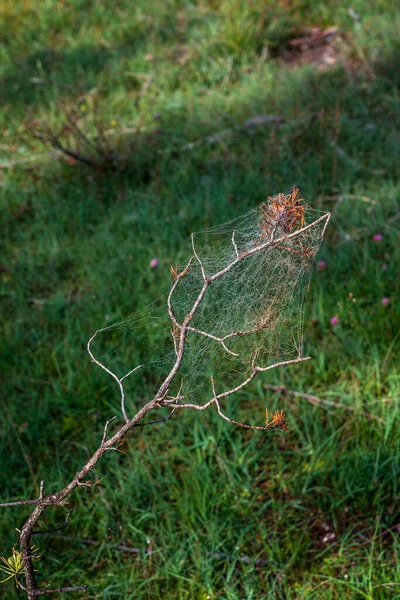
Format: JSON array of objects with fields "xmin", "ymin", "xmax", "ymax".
[
  {"xmin": 1, "ymin": 196, "xmax": 330, "ymax": 598},
  {"xmin": 264, "ymin": 384, "xmax": 386, "ymax": 424}
]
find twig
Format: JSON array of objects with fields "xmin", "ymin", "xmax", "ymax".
[
  {"xmin": 32, "ymin": 130, "xmax": 103, "ymax": 170},
  {"xmin": 184, "ymin": 322, "xmax": 274, "ymax": 358},
  {"xmin": 101, "ymin": 416, "xmax": 117, "ymax": 445},
  {"xmin": 47, "ymin": 535, "xmax": 143, "ymax": 555},
  {"xmin": 0, "ymin": 499, "xmax": 43, "ymax": 508},
  {"xmin": 191, "ymin": 233, "xmax": 207, "ymax": 280},
  {"xmin": 0, "ymin": 153, "xmax": 52, "ymax": 169},
  {"xmin": 1, "ymin": 196, "xmax": 329, "ymax": 598},
  {"xmin": 231, "ymin": 231, "xmax": 239, "ymax": 257},
  {"xmin": 264, "ymin": 385, "xmax": 386, "ymax": 424},
  {"xmin": 52, "ymin": 535, "xmax": 268, "ymax": 565},
  {"xmin": 35, "ymin": 586, "xmax": 87, "ymax": 595},
  {"xmin": 356, "ymin": 522, "xmax": 400, "ymax": 547},
  {"xmin": 167, "ymin": 257, "xmax": 193, "ymax": 329},
  {"xmin": 283, "ymin": 111, "xmax": 322, "ymax": 142},
  {"xmin": 87, "ymin": 331, "xmax": 142, "ymax": 423},
  {"xmin": 32, "ymin": 510, "xmax": 73, "ymax": 536},
  {"xmin": 207, "ymin": 214, "xmax": 330, "ymax": 282},
  {"xmin": 184, "ymin": 111, "xmax": 320, "ymax": 150},
  {"xmin": 183, "ymin": 327, "xmax": 240, "ymax": 357},
  {"xmin": 132, "ymin": 408, "xmax": 177, "ymax": 427},
  {"xmin": 213, "ymin": 552, "xmax": 268, "ymax": 566},
  {"xmin": 168, "ymin": 358, "xmax": 311, "ymax": 413},
  {"xmin": 368, "ymin": 397, "xmax": 399, "ymax": 405}
]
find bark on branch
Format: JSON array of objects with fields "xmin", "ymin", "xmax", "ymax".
[{"xmin": 1, "ymin": 207, "xmax": 329, "ymax": 598}]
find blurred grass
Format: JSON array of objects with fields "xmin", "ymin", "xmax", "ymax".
[{"xmin": 1, "ymin": 1, "xmax": 400, "ymax": 598}]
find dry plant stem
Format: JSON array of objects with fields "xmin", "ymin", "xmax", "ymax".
[
  {"xmin": 167, "ymin": 357, "xmax": 311, "ymax": 416},
  {"xmin": 87, "ymin": 336, "xmax": 143, "ymax": 422},
  {"xmin": 32, "ymin": 510, "xmax": 73, "ymax": 536},
  {"xmin": 183, "ymin": 324, "xmax": 273, "ymax": 358},
  {"xmin": 231, "ymin": 232, "xmax": 239, "ymax": 257},
  {"xmin": 208, "ymin": 213, "xmax": 330, "ymax": 283},
  {"xmin": 53, "ymin": 535, "xmax": 269, "ymax": 565},
  {"xmin": 2, "ymin": 210, "xmax": 329, "ymax": 598},
  {"xmin": 29, "ymin": 105, "xmax": 119, "ymax": 172},
  {"xmin": 265, "ymin": 384, "xmax": 386, "ymax": 424},
  {"xmin": 32, "ymin": 129, "xmax": 101, "ymax": 170},
  {"xmin": 168, "ymin": 214, "xmax": 330, "ymax": 356},
  {"xmin": 35, "ymin": 586, "xmax": 88, "ymax": 596},
  {"xmin": 16, "ymin": 398, "xmax": 157, "ymax": 598}
]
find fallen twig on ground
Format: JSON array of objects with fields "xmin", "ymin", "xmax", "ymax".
[{"xmin": 264, "ymin": 384, "xmax": 386, "ymax": 424}]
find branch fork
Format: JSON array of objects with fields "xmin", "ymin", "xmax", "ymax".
[{"xmin": 1, "ymin": 198, "xmax": 329, "ymax": 598}]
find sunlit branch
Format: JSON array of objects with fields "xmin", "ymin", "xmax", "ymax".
[
  {"xmin": 101, "ymin": 416, "xmax": 117, "ymax": 445},
  {"xmin": 0, "ymin": 194, "xmax": 329, "ymax": 599},
  {"xmin": 191, "ymin": 233, "xmax": 207, "ymax": 280},
  {"xmin": 208, "ymin": 213, "xmax": 330, "ymax": 283},
  {"xmin": 87, "ymin": 330, "xmax": 142, "ymax": 422},
  {"xmin": 231, "ymin": 231, "xmax": 239, "ymax": 257}
]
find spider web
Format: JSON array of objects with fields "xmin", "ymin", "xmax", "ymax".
[{"xmin": 92, "ymin": 189, "xmax": 329, "ymax": 414}]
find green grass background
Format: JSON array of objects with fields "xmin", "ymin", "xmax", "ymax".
[{"xmin": 1, "ymin": 1, "xmax": 399, "ymax": 598}]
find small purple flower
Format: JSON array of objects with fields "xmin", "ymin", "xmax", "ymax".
[
  {"xmin": 150, "ymin": 258, "xmax": 159, "ymax": 268},
  {"xmin": 382, "ymin": 263, "xmax": 388, "ymax": 270},
  {"xmin": 317, "ymin": 260, "xmax": 327, "ymax": 272},
  {"xmin": 381, "ymin": 297, "xmax": 390, "ymax": 306},
  {"xmin": 154, "ymin": 113, "xmax": 161, "ymax": 120},
  {"xmin": 373, "ymin": 233, "xmax": 383, "ymax": 242},
  {"xmin": 330, "ymin": 316, "xmax": 339, "ymax": 326}
]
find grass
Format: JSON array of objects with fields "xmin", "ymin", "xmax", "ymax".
[{"xmin": 1, "ymin": 1, "xmax": 400, "ymax": 598}]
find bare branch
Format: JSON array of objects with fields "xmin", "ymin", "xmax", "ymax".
[
  {"xmin": 210, "ymin": 213, "xmax": 330, "ymax": 283},
  {"xmin": 47, "ymin": 534, "xmax": 143, "ymax": 555},
  {"xmin": 167, "ymin": 357, "xmax": 311, "ymax": 411},
  {"xmin": 162, "ymin": 378, "xmax": 185, "ymax": 404},
  {"xmin": 120, "ymin": 366, "xmax": 143, "ymax": 382},
  {"xmin": 76, "ymin": 479, "xmax": 103, "ymax": 488},
  {"xmin": 265, "ymin": 384, "xmax": 386, "ymax": 424},
  {"xmin": 167, "ymin": 256, "xmax": 193, "ymax": 328},
  {"xmin": 0, "ymin": 192, "xmax": 329, "ymax": 599},
  {"xmin": 156, "ymin": 275, "xmax": 211, "ymax": 402},
  {"xmin": 231, "ymin": 231, "xmax": 239, "ymax": 257},
  {"xmin": 0, "ymin": 499, "xmax": 42, "ymax": 508},
  {"xmin": 101, "ymin": 416, "xmax": 117, "ymax": 446},
  {"xmin": 171, "ymin": 328, "xmax": 179, "ymax": 357},
  {"xmin": 185, "ymin": 321, "xmax": 279, "ymax": 358},
  {"xmin": 87, "ymin": 330, "xmax": 142, "ymax": 422},
  {"xmin": 32, "ymin": 510, "xmax": 73, "ymax": 536},
  {"xmin": 35, "ymin": 585, "xmax": 87, "ymax": 595},
  {"xmin": 132, "ymin": 407, "xmax": 177, "ymax": 427},
  {"xmin": 185, "ymin": 326, "xmax": 240, "ymax": 356},
  {"xmin": 321, "ymin": 211, "xmax": 331, "ymax": 239},
  {"xmin": 214, "ymin": 397, "xmax": 273, "ymax": 431},
  {"xmin": 191, "ymin": 233, "xmax": 207, "ymax": 280},
  {"xmin": 256, "ymin": 356, "xmax": 311, "ymax": 373},
  {"xmin": 213, "ymin": 552, "xmax": 268, "ymax": 566},
  {"xmin": 165, "ymin": 398, "xmax": 216, "ymax": 411},
  {"xmin": 211, "ymin": 377, "xmax": 286, "ymax": 431}
]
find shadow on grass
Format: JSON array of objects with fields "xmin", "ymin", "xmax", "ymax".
[
  {"xmin": 1, "ymin": 43, "xmax": 140, "ymax": 110},
  {"xmin": 0, "ymin": 45, "xmax": 399, "ymax": 600},
  {"xmin": 9, "ymin": 46, "xmax": 398, "ymax": 205}
]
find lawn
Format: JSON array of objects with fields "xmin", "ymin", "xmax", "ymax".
[{"xmin": 1, "ymin": 1, "xmax": 399, "ymax": 598}]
